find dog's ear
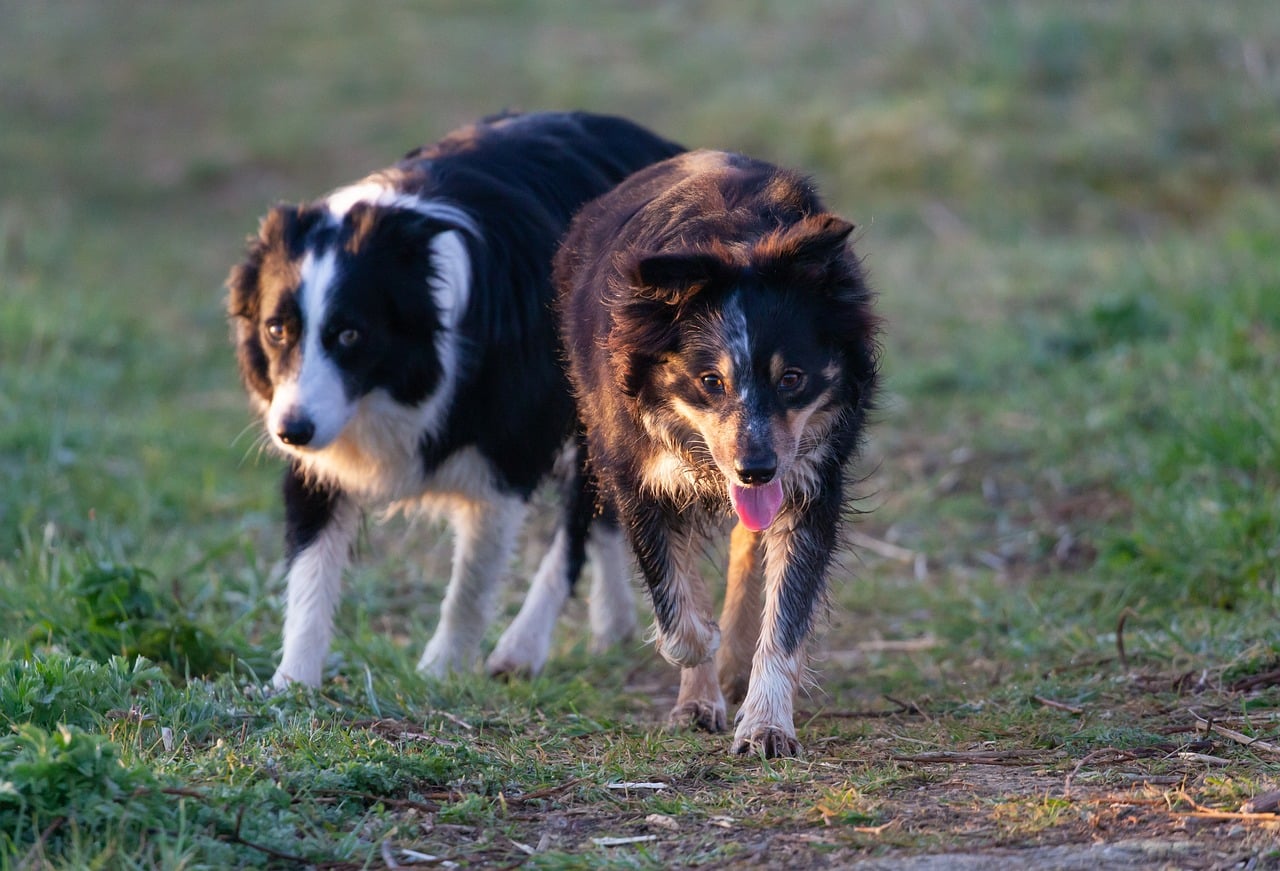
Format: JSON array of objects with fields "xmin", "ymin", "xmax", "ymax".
[
  {"xmin": 227, "ymin": 206, "xmax": 305, "ymax": 319},
  {"xmin": 628, "ymin": 251, "xmax": 730, "ymax": 305},
  {"xmin": 226, "ymin": 204, "xmax": 318, "ymax": 400},
  {"xmin": 753, "ymin": 214, "xmax": 855, "ymax": 288},
  {"xmin": 226, "ymin": 240, "xmax": 271, "ymax": 399},
  {"xmin": 610, "ymin": 251, "xmax": 729, "ymax": 397}
]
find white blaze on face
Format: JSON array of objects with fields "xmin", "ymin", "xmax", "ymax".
[
  {"xmin": 266, "ymin": 247, "xmax": 355, "ymax": 451},
  {"xmin": 721, "ymin": 292, "xmax": 752, "ymax": 407},
  {"xmin": 717, "ymin": 292, "xmax": 787, "ymax": 531}
]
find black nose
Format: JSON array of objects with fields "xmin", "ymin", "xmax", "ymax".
[
  {"xmin": 277, "ymin": 416, "xmax": 315, "ymax": 446},
  {"xmin": 735, "ymin": 458, "xmax": 777, "ymax": 485}
]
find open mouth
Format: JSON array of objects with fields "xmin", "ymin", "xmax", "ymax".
[{"xmin": 727, "ymin": 479, "xmax": 785, "ymax": 531}]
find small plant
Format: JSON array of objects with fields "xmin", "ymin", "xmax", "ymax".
[
  {"xmin": 0, "ymin": 723, "xmax": 166, "ymax": 854},
  {"xmin": 28, "ymin": 562, "xmax": 244, "ymax": 679},
  {"xmin": 0, "ymin": 650, "xmax": 164, "ymax": 732}
]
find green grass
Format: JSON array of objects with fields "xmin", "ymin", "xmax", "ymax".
[{"xmin": 3, "ymin": 1, "xmax": 1280, "ymax": 867}]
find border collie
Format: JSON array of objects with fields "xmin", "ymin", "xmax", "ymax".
[
  {"xmin": 556, "ymin": 150, "xmax": 879, "ymax": 756},
  {"xmin": 226, "ymin": 111, "xmax": 682, "ymax": 689}
]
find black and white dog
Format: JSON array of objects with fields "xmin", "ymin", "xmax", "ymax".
[
  {"xmin": 227, "ymin": 112, "xmax": 682, "ymax": 689},
  {"xmin": 556, "ymin": 150, "xmax": 879, "ymax": 756}
]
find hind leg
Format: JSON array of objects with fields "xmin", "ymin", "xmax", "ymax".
[
  {"xmin": 486, "ymin": 526, "xmax": 572, "ymax": 678},
  {"xmin": 586, "ymin": 514, "xmax": 636, "ymax": 653},
  {"xmin": 419, "ymin": 494, "xmax": 527, "ymax": 677},
  {"xmin": 716, "ymin": 522, "xmax": 763, "ymax": 705}
]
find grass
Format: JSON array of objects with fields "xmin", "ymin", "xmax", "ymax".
[{"xmin": 3, "ymin": 0, "xmax": 1280, "ymax": 866}]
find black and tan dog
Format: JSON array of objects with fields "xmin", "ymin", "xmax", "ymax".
[{"xmin": 557, "ymin": 150, "xmax": 879, "ymax": 756}]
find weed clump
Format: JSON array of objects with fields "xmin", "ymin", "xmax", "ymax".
[
  {"xmin": 0, "ymin": 723, "xmax": 171, "ymax": 860},
  {"xmin": 28, "ymin": 562, "xmax": 245, "ymax": 679}
]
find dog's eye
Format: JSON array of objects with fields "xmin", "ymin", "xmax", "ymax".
[
  {"xmin": 337, "ymin": 328, "xmax": 361, "ymax": 348},
  {"xmin": 700, "ymin": 373, "xmax": 726, "ymax": 394},
  {"xmin": 778, "ymin": 370, "xmax": 805, "ymax": 392},
  {"xmin": 264, "ymin": 319, "xmax": 289, "ymax": 345}
]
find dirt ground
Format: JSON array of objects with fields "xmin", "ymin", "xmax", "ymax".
[{"xmin": 554, "ymin": 631, "xmax": 1280, "ymax": 869}]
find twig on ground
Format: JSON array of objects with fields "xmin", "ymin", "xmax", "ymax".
[
  {"xmin": 1064, "ymin": 747, "xmax": 1138, "ymax": 798},
  {"xmin": 1177, "ymin": 810, "xmax": 1280, "ymax": 824},
  {"xmin": 1033, "ymin": 695, "xmax": 1085, "ymax": 715},
  {"xmin": 158, "ymin": 786, "xmax": 210, "ymax": 800},
  {"xmin": 352, "ymin": 718, "xmax": 459, "ymax": 745},
  {"xmin": 1174, "ymin": 751, "xmax": 1231, "ymax": 766},
  {"xmin": 1229, "ymin": 666, "xmax": 1280, "ymax": 693},
  {"xmin": 1068, "ymin": 794, "xmax": 1176, "ymax": 806},
  {"xmin": 1189, "ymin": 709, "xmax": 1280, "ymax": 756},
  {"xmin": 505, "ymin": 777, "xmax": 586, "ymax": 805},
  {"xmin": 1116, "ymin": 607, "xmax": 1138, "ymax": 670},
  {"xmin": 1113, "ymin": 773, "xmax": 1184, "ymax": 786},
  {"xmin": 20, "ymin": 817, "xmax": 65, "ymax": 870},
  {"xmin": 381, "ymin": 841, "xmax": 461, "ymax": 868},
  {"xmin": 893, "ymin": 749, "xmax": 1050, "ymax": 767},
  {"xmin": 848, "ymin": 819, "xmax": 899, "ymax": 835},
  {"xmin": 1241, "ymin": 790, "xmax": 1280, "ymax": 814},
  {"xmin": 593, "ymin": 835, "xmax": 658, "ymax": 847},
  {"xmin": 314, "ymin": 788, "xmax": 444, "ymax": 813},
  {"xmin": 883, "ymin": 695, "xmax": 928, "ymax": 716},
  {"xmin": 428, "ymin": 709, "xmax": 475, "ymax": 731},
  {"xmin": 848, "ymin": 531, "xmax": 918, "ymax": 563},
  {"xmin": 226, "ymin": 804, "xmax": 313, "ymax": 865},
  {"xmin": 806, "ymin": 696, "xmax": 926, "ymax": 720}
]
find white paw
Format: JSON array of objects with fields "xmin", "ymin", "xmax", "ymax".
[
  {"xmin": 416, "ymin": 638, "xmax": 475, "ymax": 679},
  {"xmin": 485, "ymin": 631, "xmax": 550, "ymax": 679},
  {"xmin": 731, "ymin": 720, "xmax": 802, "ymax": 758},
  {"xmin": 731, "ymin": 694, "xmax": 802, "ymax": 758},
  {"xmin": 270, "ymin": 661, "xmax": 322, "ymax": 690}
]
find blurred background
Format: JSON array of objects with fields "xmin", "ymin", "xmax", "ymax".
[{"xmin": 2, "ymin": 0, "xmax": 1278, "ymax": 680}]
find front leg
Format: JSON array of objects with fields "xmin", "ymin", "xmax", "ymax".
[
  {"xmin": 419, "ymin": 494, "xmax": 527, "ymax": 677},
  {"xmin": 669, "ymin": 660, "xmax": 727, "ymax": 733},
  {"xmin": 732, "ymin": 480, "xmax": 841, "ymax": 758},
  {"xmin": 626, "ymin": 502, "xmax": 719, "ymax": 669},
  {"xmin": 716, "ymin": 522, "xmax": 763, "ymax": 704},
  {"xmin": 273, "ymin": 464, "xmax": 359, "ymax": 689}
]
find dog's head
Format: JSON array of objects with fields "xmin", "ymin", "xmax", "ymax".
[
  {"xmin": 226, "ymin": 197, "xmax": 471, "ymax": 458},
  {"xmin": 612, "ymin": 213, "xmax": 877, "ymax": 530}
]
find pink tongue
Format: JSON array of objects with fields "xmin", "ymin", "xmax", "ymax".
[{"xmin": 729, "ymin": 480, "xmax": 785, "ymax": 531}]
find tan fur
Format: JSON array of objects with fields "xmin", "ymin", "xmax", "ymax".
[{"xmin": 716, "ymin": 522, "xmax": 764, "ymax": 704}]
